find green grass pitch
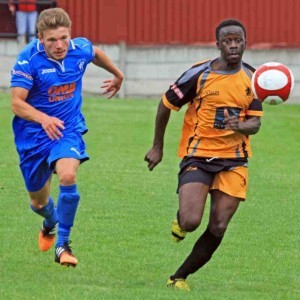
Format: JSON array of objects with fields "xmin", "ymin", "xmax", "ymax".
[{"xmin": 0, "ymin": 93, "xmax": 299, "ymax": 299}]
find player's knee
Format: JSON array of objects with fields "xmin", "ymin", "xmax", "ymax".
[
  {"xmin": 180, "ymin": 215, "xmax": 201, "ymax": 232},
  {"xmin": 59, "ymin": 172, "xmax": 77, "ymax": 186},
  {"xmin": 30, "ymin": 197, "xmax": 48, "ymax": 209},
  {"xmin": 209, "ymin": 222, "xmax": 228, "ymax": 237}
]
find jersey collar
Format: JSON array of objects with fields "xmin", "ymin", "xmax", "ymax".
[{"xmin": 209, "ymin": 58, "xmax": 242, "ymax": 75}]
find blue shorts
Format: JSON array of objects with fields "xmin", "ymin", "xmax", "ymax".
[{"xmin": 19, "ymin": 132, "xmax": 89, "ymax": 192}]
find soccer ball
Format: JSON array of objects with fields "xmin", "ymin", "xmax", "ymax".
[{"xmin": 251, "ymin": 62, "xmax": 294, "ymax": 105}]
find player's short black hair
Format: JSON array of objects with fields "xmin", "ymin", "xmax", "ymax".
[{"xmin": 215, "ymin": 19, "xmax": 246, "ymax": 40}]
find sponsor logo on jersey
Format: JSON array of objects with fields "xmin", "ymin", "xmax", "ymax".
[
  {"xmin": 12, "ymin": 69, "xmax": 33, "ymax": 80},
  {"xmin": 171, "ymin": 84, "xmax": 184, "ymax": 99},
  {"xmin": 42, "ymin": 68, "xmax": 56, "ymax": 75},
  {"xmin": 17, "ymin": 60, "xmax": 29, "ymax": 65},
  {"xmin": 204, "ymin": 90, "xmax": 219, "ymax": 96},
  {"xmin": 48, "ymin": 82, "xmax": 76, "ymax": 102}
]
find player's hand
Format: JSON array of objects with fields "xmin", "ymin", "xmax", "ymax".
[
  {"xmin": 40, "ymin": 115, "xmax": 65, "ymax": 140},
  {"xmin": 144, "ymin": 147, "xmax": 163, "ymax": 171},
  {"xmin": 101, "ymin": 76, "xmax": 123, "ymax": 99},
  {"xmin": 223, "ymin": 109, "xmax": 240, "ymax": 131}
]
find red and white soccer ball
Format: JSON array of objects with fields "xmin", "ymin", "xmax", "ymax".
[{"xmin": 251, "ymin": 62, "xmax": 294, "ymax": 105}]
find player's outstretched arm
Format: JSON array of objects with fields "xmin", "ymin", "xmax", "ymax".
[
  {"xmin": 11, "ymin": 87, "xmax": 65, "ymax": 140},
  {"xmin": 92, "ymin": 47, "xmax": 124, "ymax": 98},
  {"xmin": 144, "ymin": 100, "xmax": 171, "ymax": 171}
]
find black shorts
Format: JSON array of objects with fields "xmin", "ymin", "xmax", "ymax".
[{"xmin": 177, "ymin": 156, "xmax": 248, "ymax": 192}]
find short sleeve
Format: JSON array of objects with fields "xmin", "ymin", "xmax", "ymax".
[
  {"xmin": 73, "ymin": 37, "xmax": 95, "ymax": 63},
  {"xmin": 246, "ymin": 99, "xmax": 263, "ymax": 117},
  {"xmin": 11, "ymin": 55, "xmax": 34, "ymax": 90},
  {"xmin": 163, "ymin": 61, "xmax": 210, "ymax": 111}
]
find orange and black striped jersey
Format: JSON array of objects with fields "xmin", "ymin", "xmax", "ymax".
[{"xmin": 162, "ymin": 59, "xmax": 263, "ymax": 159}]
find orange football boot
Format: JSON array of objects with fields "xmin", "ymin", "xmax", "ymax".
[
  {"xmin": 38, "ymin": 223, "xmax": 57, "ymax": 252},
  {"xmin": 55, "ymin": 242, "xmax": 78, "ymax": 267}
]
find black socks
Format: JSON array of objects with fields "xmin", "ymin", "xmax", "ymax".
[{"xmin": 172, "ymin": 228, "xmax": 223, "ymax": 279}]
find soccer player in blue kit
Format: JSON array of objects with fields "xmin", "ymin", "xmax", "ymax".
[{"xmin": 10, "ymin": 8, "xmax": 124, "ymax": 267}]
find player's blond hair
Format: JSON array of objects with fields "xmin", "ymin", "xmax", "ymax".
[{"xmin": 37, "ymin": 8, "xmax": 72, "ymax": 36}]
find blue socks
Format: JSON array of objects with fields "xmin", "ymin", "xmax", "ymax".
[
  {"xmin": 56, "ymin": 184, "xmax": 80, "ymax": 247},
  {"xmin": 30, "ymin": 185, "xmax": 80, "ymax": 248},
  {"xmin": 31, "ymin": 197, "xmax": 57, "ymax": 229}
]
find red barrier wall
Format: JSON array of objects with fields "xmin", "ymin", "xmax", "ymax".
[{"xmin": 1, "ymin": 0, "xmax": 299, "ymax": 48}]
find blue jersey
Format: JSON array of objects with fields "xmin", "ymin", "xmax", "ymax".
[{"xmin": 11, "ymin": 37, "xmax": 95, "ymax": 153}]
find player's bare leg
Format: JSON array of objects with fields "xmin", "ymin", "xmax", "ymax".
[
  {"xmin": 172, "ymin": 181, "xmax": 209, "ymax": 241},
  {"xmin": 168, "ymin": 182, "xmax": 209, "ymax": 290},
  {"xmin": 168, "ymin": 189, "xmax": 240, "ymax": 290},
  {"xmin": 208, "ymin": 189, "xmax": 240, "ymax": 236}
]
